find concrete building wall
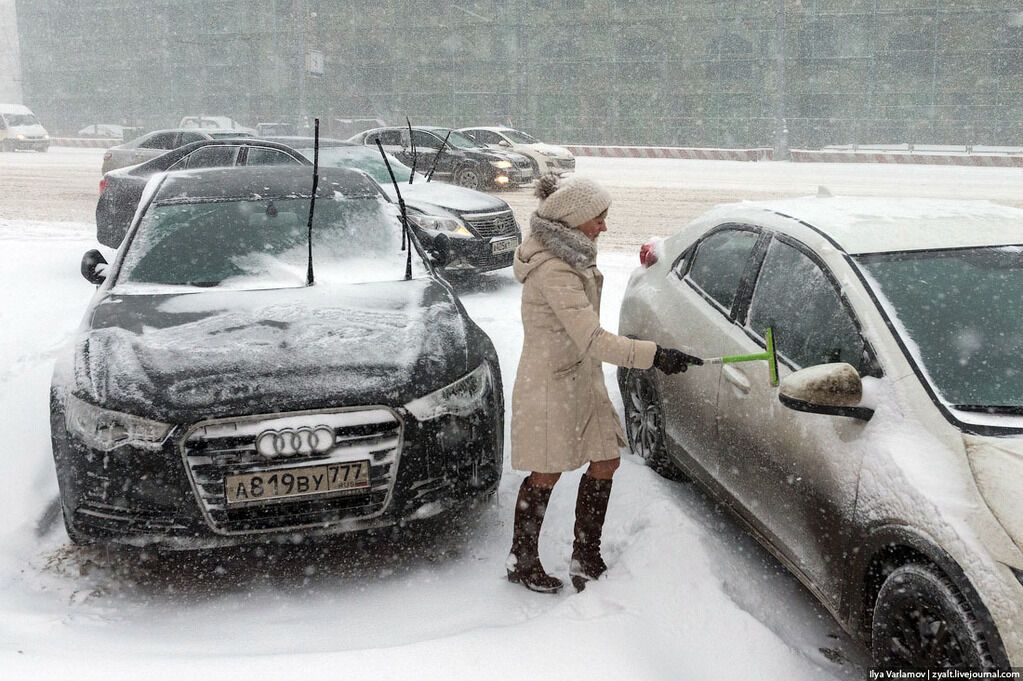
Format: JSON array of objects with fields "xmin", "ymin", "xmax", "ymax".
[{"xmin": 0, "ymin": 0, "xmax": 23, "ymax": 104}]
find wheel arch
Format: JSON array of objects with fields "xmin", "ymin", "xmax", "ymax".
[{"xmin": 848, "ymin": 522, "xmax": 1009, "ymax": 668}]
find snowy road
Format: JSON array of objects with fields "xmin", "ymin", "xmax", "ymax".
[{"xmin": 5, "ymin": 149, "xmax": 1018, "ymax": 679}]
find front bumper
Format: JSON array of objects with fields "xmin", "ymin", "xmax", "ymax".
[
  {"xmin": 4, "ymin": 137, "xmax": 48, "ymax": 151},
  {"xmin": 52, "ymin": 399, "xmax": 502, "ymax": 548}
]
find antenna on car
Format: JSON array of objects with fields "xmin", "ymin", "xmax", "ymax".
[
  {"xmin": 305, "ymin": 117, "xmax": 320, "ymax": 287},
  {"xmin": 376, "ymin": 139, "xmax": 414, "ymax": 281},
  {"xmin": 406, "ymin": 116, "xmax": 417, "ymax": 184},
  {"xmin": 425, "ymin": 131, "xmax": 451, "ymax": 183}
]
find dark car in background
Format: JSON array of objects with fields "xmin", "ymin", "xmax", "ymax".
[
  {"xmin": 271, "ymin": 138, "xmax": 522, "ymax": 275},
  {"xmin": 101, "ymin": 128, "xmax": 255, "ymax": 174},
  {"xmin": 53, "ymin": 166, "xmax": 504, "ymax": 547},
  {"xmin": 96, "ymin": 138, "xmax": 307, "ymax": 248},
  {"xmin": 348, "ymin": 126, "xmax": 534, "ymax": 191}
]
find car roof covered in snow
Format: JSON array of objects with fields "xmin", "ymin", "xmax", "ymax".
[
  {"xmin": 709, "ymin": 196, "xmax": 1023, "ymax": 254},
  {"xmin": 153, "ymin": 166, "xmax": 384, "ymax": 204}
]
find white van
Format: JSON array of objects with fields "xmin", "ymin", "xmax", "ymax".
[{"xmin": 0, "ymin": 104, "xmax": 50, "ymax": 152}]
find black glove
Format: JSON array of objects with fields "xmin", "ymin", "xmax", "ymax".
[{"xmin": 653, "ymin": 346, "xmax": 704, "ymax": 375}]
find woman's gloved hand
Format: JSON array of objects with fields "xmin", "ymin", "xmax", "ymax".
[{"xmin": 653, "ymin": 346, "xmax": 704, "ymax": 375}]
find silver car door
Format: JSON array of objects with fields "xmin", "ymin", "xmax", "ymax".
[{"xmin": 716, "ymin": 235, "xmax": 874, "ymax": 607}]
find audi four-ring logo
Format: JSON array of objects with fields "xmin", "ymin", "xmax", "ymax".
[{"xmin": 255, "ymin": 425, "xmax": 335, "ymax": 458}]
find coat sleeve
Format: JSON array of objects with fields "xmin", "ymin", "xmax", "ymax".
[{"xmin": 539, "ymin": 264, "xmax": 657, "ymax": 369}]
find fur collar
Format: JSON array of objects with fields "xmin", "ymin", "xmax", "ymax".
[{"xmin": 529, "ymin": 213, "xmax": 596, "ymax": 271}]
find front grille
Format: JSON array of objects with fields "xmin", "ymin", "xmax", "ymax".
[
  {"xmin": 181, "ymin": 407, "xmax": 403, "ymax": 535},
  {"xmin": 514, "ymin": 157, "xmax": 532, "ymax": 169},
  {"xmin": 463, "ymin": 210, "xmax": 518, "ymax": 239}
]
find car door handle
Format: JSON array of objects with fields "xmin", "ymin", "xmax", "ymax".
[{"xmin": 723, "ymin": 365, "xmax": 751, "ymax": 394}]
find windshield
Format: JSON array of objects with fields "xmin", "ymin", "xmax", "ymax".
[
  {"xmin": 297, "ymin": 146, "xmax": 412, "ymax": 184},
  {"xmin": 502, "ymin": 129, "xmax": 539, "ymax": 144},
  {"xmin": 117, "ymin": 194, "xmax": 427, "ymax": 290},
  {"xmin": 5, "ymin": 113, "xmax": 39, "ymax": 126},
  {"xmin": 438, "ymin": 130, "xmax": 481, "ymax": 150},
  {"xmin": 858, "ymin": 246, "xmax": 1023, "ymax": 411}
]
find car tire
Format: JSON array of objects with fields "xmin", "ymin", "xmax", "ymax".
[
  {"xmin": 622, "ymin": 368, "xmax": 685, "ymax": 480},
  {"xmin": 871, "ymin": 563, "xmax": 1001, "ymax": 671},
  {"xmin": 455, "ymin": 165, "xmax": 483, "ymax": 191}
]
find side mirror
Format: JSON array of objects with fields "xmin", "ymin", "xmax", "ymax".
[
  {"xmin": 430, "ymin": 233, "xmax": 450, "ymax": 267},
  {"xmin": 497, "ymin": 139, "xmax": 510, "ymax": 147},
  {"xmin": 81, "ymin": 249, "xmax": 108, "ymax": 285},
  {"xmin": 778, "ymin": 362, "xmax": 873, "ymax": 421}
]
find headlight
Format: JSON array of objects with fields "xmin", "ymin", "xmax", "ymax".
[
  {"xmin": 65, "ymin": 393, "xmax": 173, "ymax": 451},
  {"xmin": 490, "ymin": 160, "xmax": 512, "ymax": 169},
  {"xmin": 406, "ymin": 213, "xmax": 473, "ymax": 237},
  {"xmin": 405, "ymin": 363, "xmax": 493, "ymax": 421},
  {"xmin": 16, "ymin": 134, "xmax": 25, "ymax": 140}
]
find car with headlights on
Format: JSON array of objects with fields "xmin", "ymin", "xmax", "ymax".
[
  {"xmin": 52, "ymin": 165, "xmax": 503, "ymax": 548},
  {"xmin": 270, "ymin": 138, "xmax": 522, "ymax": 275},
  {"xmin": 458, "ymin": 126, "xmax": 575, "ymax": 176},
  {"xmin": 617, "ymin": 196, "xmax": 1023, "ymax": 671},
  {"xmin": 348, "ymin": 126, "xmax": 534, "ymax": 191}
]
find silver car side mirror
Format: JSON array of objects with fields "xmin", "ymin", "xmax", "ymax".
[{"xmin": 778, "ymin": 362, "xmax": 874, "ymax": 421}]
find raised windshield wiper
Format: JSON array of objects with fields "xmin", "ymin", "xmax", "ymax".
[{"xmin": 952, "ymin": 405, "xmax": 1023, "ymax": 416}]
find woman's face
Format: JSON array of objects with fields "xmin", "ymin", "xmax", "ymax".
[{"xmin": 577, "ymin": 211, "xmax": 608, "ymax": 241}]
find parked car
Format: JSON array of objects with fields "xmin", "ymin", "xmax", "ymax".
[
  {"xmin": 271, "ymin": 137, "xmax": 521, "ymax": 275},
  {"xmin": 0, "ymin": 103, "xmax": 50, "ymax": 152},
  {"xmin": 53, "ymin": 166, "xmax": 504, "ymax": 548},
  {"xmin": 77, "ymin": 123, "xmax": 127, "ymax": 139},
  {"xmin": 179, "ymin": 115, "xmax": 256, "ymax": 135},
  {"xmin": 348, "ymin": 126, "xmax": 534, "ymax": 191},
  {"xmin": 617, "ymin": 196, "xmax": 1023, "ymax": 671},
  {"xmin": 101, "ymin": 128, "xmax": 255, "ymax": 174},
  {"xmin": 459, "ymin": 126, "xmax": 575, "ymax": 176},
  {"xmin": 96, "ymin": 138, "xmax": 307, "ymax": 248}
]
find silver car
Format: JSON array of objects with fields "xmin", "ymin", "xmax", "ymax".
[{"xmin": 618, "ymin": 196, "xmax": 1023, "ymax": 671}]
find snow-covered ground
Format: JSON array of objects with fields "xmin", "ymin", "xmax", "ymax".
[{"xmin": 0, "ymin": 216, "xmax": 868, "ymax": 679}]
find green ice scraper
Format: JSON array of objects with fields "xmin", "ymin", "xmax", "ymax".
[{"xmin": 702, "ymin": 327, "xmax": 779, "ymax": 387}]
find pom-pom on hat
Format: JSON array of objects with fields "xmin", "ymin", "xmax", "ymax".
[{"xmin": 534, "ymin": 173, "xmax": 612, "ymax": 228}]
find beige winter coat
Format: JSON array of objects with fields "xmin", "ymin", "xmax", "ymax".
[{"xmin": 510, "ymin": 216, "xmax": 658, "ymax": 473}]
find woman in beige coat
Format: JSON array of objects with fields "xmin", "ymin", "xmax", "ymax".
[{"xmin": 507, "ymin": 174, "xmax": 701, "ymax": 593}]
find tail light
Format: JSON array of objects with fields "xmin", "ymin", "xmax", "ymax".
[
  {"xmin": 98, "ymin": 177, "xmax": 108, "ymax": 195},
  {"xmin": 639, "ymin": 242, "xmax": 658, "ymax": 268}
]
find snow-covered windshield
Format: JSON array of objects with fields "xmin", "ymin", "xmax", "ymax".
[
  {"xmin": 4, "ymin": 113, "xmax": 39, "ymax": 126},
  {"xmin": 296, "ymin": 146, "xmax": 412, "ymax": 184},
  {"xmin": 116, "ymin": 195, "xmax": 426, "ymax": 290},
  {"xmin": 437, "ymin": 130, "xmax": 480, "ymax": 150},
  {"xmin": 503, "ymin": 129, "xmax": 539, "ymax": 144},
  {"xmin": 858, "ymin": 246, "xmax": 1023, "ymax": 412}
]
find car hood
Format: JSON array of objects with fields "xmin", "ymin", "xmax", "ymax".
[
  {"xmin": 72, "ymin": 280, "xmax": 471, "ymax": 422},
  {"xmin": 532, "ymin": 143, "xmax": 572, "ymax": 157},
  {"xmin": 381, "ymin": 182, "xmax": 509, "ymax": 215},
  {"xmin": 9, "ymin": 123, "xmax": 48, "ymax": 136}
]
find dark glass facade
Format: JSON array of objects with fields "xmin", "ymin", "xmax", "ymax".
[{"xmin": 15, "ymin": 0, "xmax": 1023, "ymax": 147}]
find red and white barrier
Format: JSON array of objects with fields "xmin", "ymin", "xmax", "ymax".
[
  {"xmin": 789, "ymin": 148, "xmax": 1023, "ymax": 167},
  {"xmin": 52, "ymin": 137, "xmax": 121, "ymax": 149},
  {"xmin": 566, "ymin": 145, "xmax": 774, "ymax": 162}
]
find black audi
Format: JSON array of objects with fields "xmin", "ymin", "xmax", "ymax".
[{"xmin": 51, "ymin": 166, "xmax": 503, "ymax": 547}]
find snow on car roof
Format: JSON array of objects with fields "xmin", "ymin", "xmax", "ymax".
[{"xmin": 718, "ymin": 196, "xmax": 1023, "ymax": 254}]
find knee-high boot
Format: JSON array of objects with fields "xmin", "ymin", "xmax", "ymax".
[
  {"xmin": 569, "ymin": 474, "xmax": 613, "ymax": 592},
  {"xmin": 506, "ymin": 478, "xmax": 563, "ymax": 593}
]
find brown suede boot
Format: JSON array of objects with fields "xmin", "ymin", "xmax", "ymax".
[
  {"xmin": 506, "ymin": 478, "xmax": 563, "ymax": 593},
  {"xmin": 569, "ymin": 474, "xmax": 613, "ymax": 592}
]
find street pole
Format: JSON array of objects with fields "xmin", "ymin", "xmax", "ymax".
[{"xmin": 774, "ymin": 0, "xmax": 790, "ymax": 160}]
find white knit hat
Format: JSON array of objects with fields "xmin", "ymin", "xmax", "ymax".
[{"xmin": 534, "ymin": 174, "xmax": 612, "ymax": 228}]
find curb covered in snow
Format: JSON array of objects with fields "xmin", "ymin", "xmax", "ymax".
[
  {"xmin": 52, "ymin": 138, "xmax": 120, "ymax": 148},
  {"xmin": 565, "ymin": 144, "xmax": 774, "ymax": 162}
]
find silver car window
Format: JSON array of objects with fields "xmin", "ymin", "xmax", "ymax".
[
  {"xmin": 687, "ymin": 228, "xmax": 759, "ymax": 313},
  {"xmin": 748, "ymin": 238, "xmax": 867, "ymax": 373}
]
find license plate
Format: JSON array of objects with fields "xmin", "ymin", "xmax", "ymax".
[
  {"xmin": 224, "ymin": 460, "xmax": 371, "ymax": 506},
  {"xmin": 491, "ymin": 238, "xmax": 517, "ymax": 255}
]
